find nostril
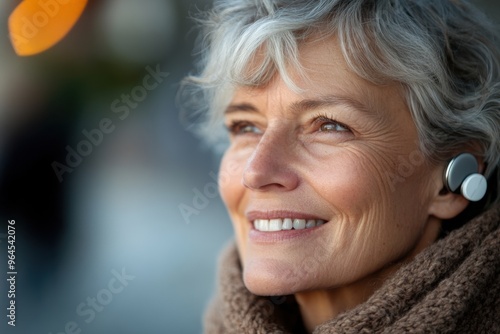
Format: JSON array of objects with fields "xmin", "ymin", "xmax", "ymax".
[
  {"xmin": 241, "ymin": 133, "xmax": 300, "ymax": 191},
  {"xmin": 242, "ymin": 165, "xmax": 299, "ymax": 192}
]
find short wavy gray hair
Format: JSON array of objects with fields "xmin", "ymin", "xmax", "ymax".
[{"xmin": 182, "ymin": 0, "xmax": 500, "ymax": 206}]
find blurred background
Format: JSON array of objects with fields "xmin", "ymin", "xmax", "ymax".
[
  {"xmin": 0, "ymin": 1, "xmax": 233, "ymax": 333},
  {"xmin": 0, "ymin": 1, "xmax": 498, "ymax": 333}
]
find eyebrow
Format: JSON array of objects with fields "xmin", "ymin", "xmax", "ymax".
[
  {"xmin": 224, "ymin": 94, "xmax": 373, "ymax": 116},
  {"xmin": 290, "ymin": 95, "xmax": 373, "ymax": 115},
  {"xmin": 225, "ymin": 103, "xmax": 259, "ymax": 114}
]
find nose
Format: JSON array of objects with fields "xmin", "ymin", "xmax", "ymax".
[{"xmin": 242, "ymin": 129, "xmax": 299, "ymax": 192}]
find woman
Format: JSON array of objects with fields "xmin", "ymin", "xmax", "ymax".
[{"xmin": 184, "ymin": 0, "xmax": 500, "ymax": 332}]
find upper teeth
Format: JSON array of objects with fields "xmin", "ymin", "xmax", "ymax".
[{"xmin": 253, "ymin": 218, "xmax": 326, "ymax": 232}]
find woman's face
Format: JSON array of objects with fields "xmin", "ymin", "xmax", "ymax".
[{"xmin": 219, "ymin": 37, "xmax": 442, "ymax": 296}]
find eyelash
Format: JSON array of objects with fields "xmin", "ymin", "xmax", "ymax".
[
  {"xmin": 225, "ymin": 115, "xmax": 352, "ymax": 136},
  {"xmin": 225, "ymin": 120, "xmax": 261, "ymax": 136},
  {"xmin": 311, "ymin": 113, "xmax": 351, "ymax": 133}
]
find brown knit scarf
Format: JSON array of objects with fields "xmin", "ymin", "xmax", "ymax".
[{"xmin": 204, "ymin": 205, "xmax": 500, "ymax": 333}]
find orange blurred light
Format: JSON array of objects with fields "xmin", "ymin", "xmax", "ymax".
[{"xmin": 8, "ymin": 0, "xmax": 88, "ymax": 56}]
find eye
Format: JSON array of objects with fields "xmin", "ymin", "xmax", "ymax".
[
  {"xmin": 225, "ymin": 120, "xmax": 263, "ymax": 136},
  {"xmin": 315, "ymin": 116, "xmax": 351, "ymax": 133}
]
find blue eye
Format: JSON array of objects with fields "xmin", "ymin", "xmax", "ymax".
[
  {"xmin": 315, "ymin": 116, "xmax": 350, "ymax": 133},
  {"xmin": 226, "ymin": 121, "xmax": 262, "ymax": 136},
  {"xmin": 319, "ymin": 122, "xmax": 349, "ymax": 132}
]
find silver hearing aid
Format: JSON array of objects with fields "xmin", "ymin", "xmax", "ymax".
[{"xmin": 444, "ymin": 153, "xmax": 487, "ymax": 202}]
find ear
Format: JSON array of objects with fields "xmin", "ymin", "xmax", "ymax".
[
  {"xmin": 429, "ymin": 163, "xmax": 469, "ymax": 220},
  {"xmin": 427, "ymin": 152, "xmax": 485, "ymax": 220},
  {"xmin": 428, "ymin": 187, "xmax": 469, "ymax": 219}
]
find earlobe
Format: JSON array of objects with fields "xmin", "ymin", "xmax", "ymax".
[{"xmin": 428, "ymin": 189, "xmax": 469, "ymax": 220}]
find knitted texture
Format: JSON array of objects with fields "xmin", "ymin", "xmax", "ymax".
[{"xmin": 204, "ymin": 205, "xmax": 500, "ymax": 333}]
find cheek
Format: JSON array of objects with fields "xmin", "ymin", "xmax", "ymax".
[
  {"xmin": 218, "ymin": 148, "xmax": 245, "ymax": 208},
  {"xmin": 218, "ymin": 148, "xmax": 250, "ymax": 258},
  {"xmin": 305, "ymin": 147, "xmax": 429, "ymax": 275},
  {"xmin": 314, "ymin": 143, "xmax": 427, "ymax": 217},
  {"xmin": 306, "ymin": 147, "xmax": 391, "ymax": 219}
]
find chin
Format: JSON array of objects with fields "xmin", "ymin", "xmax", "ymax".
[
  {"xmin": 243, "ymin": 272, "xmax": 295, "ymax": 296},
  {"xmin": 242, "ymin": 260, "xmax": 311, "ymax": 296}
]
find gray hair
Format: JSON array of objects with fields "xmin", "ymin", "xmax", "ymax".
[{"xmin": 182, "ymin": 0, "xmax": 500, "ymax": 206}]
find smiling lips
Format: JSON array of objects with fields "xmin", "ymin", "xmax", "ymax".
[{"xmin": 253, "ymin": 218, "xmax": 326, "ymax": 232}]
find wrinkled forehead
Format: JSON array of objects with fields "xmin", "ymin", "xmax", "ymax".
[{"xmin": 224, "ymin": 36, "xmax": 404, "ymax": 120}]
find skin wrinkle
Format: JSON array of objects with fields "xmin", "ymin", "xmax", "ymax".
[
  {"xmin": 189, "ymin": 0, "xmax": 500, "ymax": 190},
  {"xmin": 219, "ymin": 36, "xmax": 458, "ymax": 332},
  {"xmin": 195, "ymin": 2, "xmax": 500, "ymax": 333}
]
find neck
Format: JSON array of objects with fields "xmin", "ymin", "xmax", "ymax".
[
  {"xmin": 295, "ymin": 264, "xmax": 396, "ymax": 332},
  {"xmin": 295, "ymin": 216, "xmax": 441, "ymax": 333}
]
